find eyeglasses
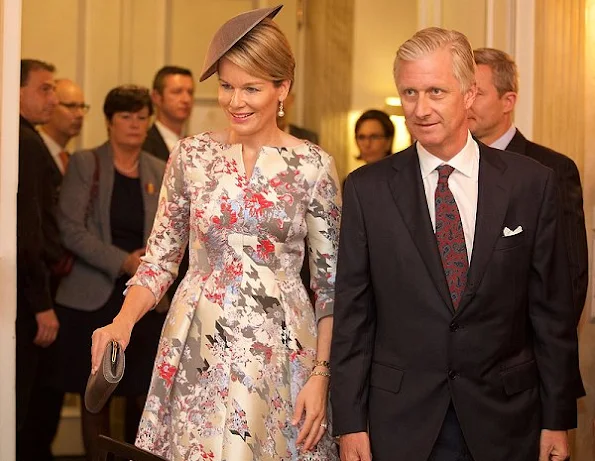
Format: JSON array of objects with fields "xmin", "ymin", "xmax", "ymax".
[
  {"xmin": 59, "ymin": 102, "xmax": 90, "ymax": 114},
  {"xmin": 356, "ymin": 134, "xmax": 388, "ymax": 142}
]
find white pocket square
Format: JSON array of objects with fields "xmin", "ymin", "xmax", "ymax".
[{"xmin": 503, "ymin": 225, "xmax": 523, "ymax": 237}]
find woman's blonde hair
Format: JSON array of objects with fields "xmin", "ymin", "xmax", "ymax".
[
  {"xmin": 394, "ymin": 27, "xmax": 476, "ymax": 93},
  {"xmin": 224, "ymin": 18, "xmax": 295, "ymax": 88}
]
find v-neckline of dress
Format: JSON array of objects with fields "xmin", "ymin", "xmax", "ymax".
[{"xmin": 204, "ymin": 132, "xmax": 308, "ymax": 183}]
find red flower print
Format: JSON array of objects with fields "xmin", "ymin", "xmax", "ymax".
[
  {"xmin": 212, "ymin": 202, "xmax": 238, "ymax": 228},
  {"xmin": 257, "ymin": 239, "xmax": 275, "ymax": 259},
  {"xmin": 157, "ymin": 362, "xmax": 177, "ymax": 386}
]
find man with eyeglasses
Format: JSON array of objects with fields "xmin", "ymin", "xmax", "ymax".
[
  {"xmin": 39, "ymin": 79, "xmax": 88, "ymax": 175},
  {"xmin": 17, "ymin": 59, "xmax": 63, "ymax": 461}
]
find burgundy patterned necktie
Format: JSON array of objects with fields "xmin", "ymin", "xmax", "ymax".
[{"xmin": 435, "ymin": 165, "xmax": 468, "ymax": 309}]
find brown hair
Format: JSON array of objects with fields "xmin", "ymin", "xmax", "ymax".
[
  {"xmin": 103, "ymin": 85, "xmax": 153, "ymax": 121},
  {"xmin": 20, "ymin": 59, "xmax": 55, "ymax": 87},
  {"xmin": 473, "ymin": 47, "xmax": 518, "ymax": 96}
]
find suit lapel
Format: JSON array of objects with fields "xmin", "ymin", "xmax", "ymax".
[
  {"xmin": 389, "ymin": 147, "xmax": 454, "ymax": 313},
  {"xmin": 505, "ymin": 129, "xmax": 527, "ymax": 154},
  {"xmin": 457, "ymin": 144, "xmax": 509, "ymax": 313}
]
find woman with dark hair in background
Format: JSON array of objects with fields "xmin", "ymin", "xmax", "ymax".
[
  {"xmin": 354, "ymin": 109, "xmax": 395, "ymax": 163},
  {"xmin": 91, "ymin": 5, "xmax": 341, "ymax": 461},
  {"xmin": 51, "ymin": 85, "xmax": 167, "ymax": 460}
]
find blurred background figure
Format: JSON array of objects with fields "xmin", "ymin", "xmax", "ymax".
[
  {"xmin": 276, "ymin": 91, "xmax": 319, "ymax": 144},
  {"xmin": 35, "ymin": 77, "xmax": 88, "ymax": 461},
  {"xmin": 468, "ymin": 47, "xmax": 588, "ymax": 329},
  {"xmin": 354, "ymin": 109, "xmax": 395, "ymax": 164},
  {"xmin": 50, "ymin": 85, "xmax": 167, "ymax": 461},
  {"xmin": 143, "ymin": 65, "xmax": 195, "ymax": 161},
  {"xmin": 17, "ymin": 58, "xmax": 60, "ymax": 461},
  {"xmin": 40, "ymin": 78, "xmax": 88, "ymax": 174}
]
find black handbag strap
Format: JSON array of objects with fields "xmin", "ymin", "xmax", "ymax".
[{"xmin": 84, "ymin": 149, "xmax": 100, "ymax": 223}]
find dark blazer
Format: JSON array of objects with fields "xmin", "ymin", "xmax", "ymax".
[
  {"xmin": 16, "ymin": 116, "xmax": 57, "ymax": 429},
  {"xmin": 289, "ymin": 124, "xmax": 319, "ymax": 144},
  {"xmin": 143, "ymin": 124, "xmax": 170, "ymax": 162},
  {"xmin": 56, "ymin": 142, "xmax": 168, "ymax": 311},
  {"xmin": 17, "ymin": 116, "xmax": 55, "ymax": 317},
  {"xmin": 506, "ymin": 130, "xmax": 588, "ymax": 324},
  {"xmin": 331, "ymin": 142, "xmax": 579, "ymax": 461}
]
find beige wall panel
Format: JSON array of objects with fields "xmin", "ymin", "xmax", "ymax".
[
  {"xmin": 127, "ymin": 0, "xmax": 168, "ymax": 88},
  {"xmin": 21, "ymin": 0, "xmax": 79, "ymax": 79},
  {"xmin": 577, "ymin": 1, "xmax": 595, "ymax": 459},
  {"xmin": 347, "ymin": 0, "xmax": 417, "ymax": 174},
  {"xmin": 304, "ymin": 0, "xmax": 354, "ymax": 179},
  {"xmin": 441, "ymin": 0, "xmax": 486, "ymax": 48},
  {"xmin": 492, "ymin": 0, "xmax": 513, "ymax": 52},
  {"xmin": 83, "ymin": 0, "xmax": 123, "ymax": 147}
]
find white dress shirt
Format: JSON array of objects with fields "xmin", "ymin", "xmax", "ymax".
[
  {"xmin": 154, "ymin": 120, "xmax": 182, "ymax": 153},
  {"xmin": 489, "ymin": 124, "xmax": 517, "ymax": 151},
  {"xmin": 417, "ymin": 132, "xmax": 480, "ymax": 261},
  {"xmin": 39, "ymin": 129, "xmax": 66, "ymax": 174}
]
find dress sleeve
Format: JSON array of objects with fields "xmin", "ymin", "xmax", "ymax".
[
  {"xmin": 126, "ymin": 141, "xmax": 190, "ymax": 305},
  {"xmin": 305, "ymin": 153, "xmax": 342, "ymax": 321}
]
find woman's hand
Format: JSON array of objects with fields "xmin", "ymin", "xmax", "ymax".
[
  {"xmin": 292, "ymin": 374, "xmax": 330, "ymax": 452},
  {"xmin": 90, "ymin": 317, "xmax": 133, "ymax": 375}
]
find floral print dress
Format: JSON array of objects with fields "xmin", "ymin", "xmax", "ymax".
[{"xmin": 129, "ymin": 133, "xmax": 341, "ymax": 461}]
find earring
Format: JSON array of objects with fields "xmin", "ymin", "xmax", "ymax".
[{"xmin": 277, "ymin": 100, "xmax": 285, "ymax": 118}]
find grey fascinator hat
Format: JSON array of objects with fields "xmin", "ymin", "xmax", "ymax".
[{"xmin": 199, "ymin": 4, "xmax": 283, "ymax": 82}]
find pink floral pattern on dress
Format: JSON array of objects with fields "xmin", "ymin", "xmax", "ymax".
[{"xmin": 129, "ymin": 133, "xmax": 341, "ymax": 460}]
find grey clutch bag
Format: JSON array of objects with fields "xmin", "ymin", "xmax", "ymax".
[{"xmin": 84, "ymin": 340, "xmax": 125, "ymax": 413}]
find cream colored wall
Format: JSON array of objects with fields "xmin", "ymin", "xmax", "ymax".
[
  {"xmin": 21, "ymin": 0, "xmax": 300, "ymax": 149},
  {"xmin": 0, "ymin": 0, "xmax": 21, "ymax": 458},
  {"xmin": 346, "ymin": 0, "xmax": 417, "ymax": 174}
]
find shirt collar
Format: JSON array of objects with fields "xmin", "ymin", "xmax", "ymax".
[
  {"xmin": 489, "ymin": 124, "xmax": 516, "ymax": 150},
  {"xmin": 417, "ymin": 131, "xmax": 479, "ymax": 180},
  {"xmin": 38, "ymin": 128, "xmax": 63, "ymax": 158},
  {"xmin": 154, "ymin": 120, "xmax": 182, "ymax": 150}
]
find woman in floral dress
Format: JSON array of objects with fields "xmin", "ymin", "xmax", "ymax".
[{"xmin": 91, "ymin": 5, "xmax": 341, "ymax": 461}]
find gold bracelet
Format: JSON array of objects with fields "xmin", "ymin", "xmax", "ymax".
[
  {"xmin": 313, "ymin": 360, "xmax": 330, "ymax": 369},
  {"xmin": 310, "ymin": 370, "xmax": 331, "ymax": 379}
]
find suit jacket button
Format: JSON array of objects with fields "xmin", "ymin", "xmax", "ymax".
[
  {"xmin": 449, "ymin": 322, "xmax": 459, "ymax": 332},
  {"xmin": 447, "ymin": 369, "xmax": 459, "ymax": 380}
]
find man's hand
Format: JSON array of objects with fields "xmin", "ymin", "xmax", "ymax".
[
  {"xmin": 539, "ymin": 429, "xmax": 569, "ymax": 461},
  {"xmin": 339, "ymin": 432, "xmax": 372, "ymax": 461},
  {"xmin": 34, "ymin": 309, "xmax": 59, "ymax": 347}
]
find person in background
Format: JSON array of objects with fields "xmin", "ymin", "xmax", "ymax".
[
  {"xmin": 91, "ymin": 5, "xmax": 341, "ymax": 461},
  {"xmin": 17, "ymin": 58, "xmax": 60, "ymax": 461},
  {"xmin": 468, "ymin": 47, "xmax": 588, "ymax": 329},
  {"xmin": 40, "ymin": 78, "xmax": 88, "ymax": 175},
  {"xmin": 33, "ymin": 77, "xmax": 89, "ymax": 460},
  {"xmin": 354, "ymin": 109, "xmax": 395, "ymax": 164},
  {"xmin": 143, "ymin": 65, "xmax": 195, "ymax": 162},
  {"xmin": 51, "ymin": 85, "xmax": 167, "ymax": 461}
]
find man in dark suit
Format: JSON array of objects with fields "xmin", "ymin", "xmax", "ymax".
[
  {"xmin": 331, "ymin": 28, "xmax": 579, "ymax": 461},
  {"xmin": 468, "ymin": 47, "xmax": 588, "ymax": 327},
  {"xmin": 17, "ymin": 59, "xmax": 60, "ymax": 461},
  {"xmin": 143, "ymin": 66, "xmax": 195, "ymax": 162}
]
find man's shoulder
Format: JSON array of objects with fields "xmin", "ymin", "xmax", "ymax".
[{"xmin": 506, "ymin": 131, "xmax": 577, "ymax": 172}]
